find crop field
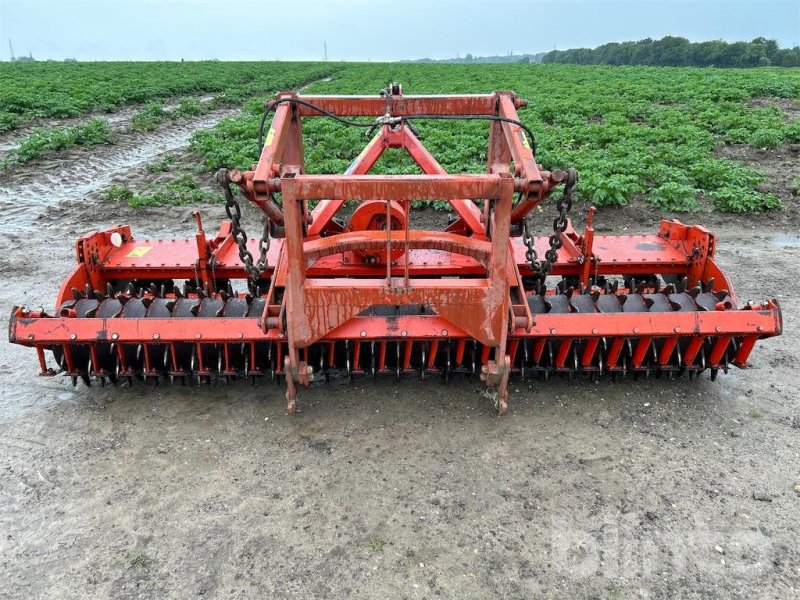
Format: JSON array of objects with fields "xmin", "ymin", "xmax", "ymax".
[
  {"xmin": 193, "ymin": 63, "xmax": 800, "ymax": 213},
  {"xmin": 1, "ymin": 61, "xmax": 800, "ymax": 598},
  {"xmin": 0, "ymin": 61, "xmax": 338, "ymax": 128},
  {"xmin": 1, "ymin": 62, "xmax": 798, "ymax": 213}
]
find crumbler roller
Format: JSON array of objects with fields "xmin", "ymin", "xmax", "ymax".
[{"xmin": 9, "ymin": 84, "xmax": 782, "ymax": 414}]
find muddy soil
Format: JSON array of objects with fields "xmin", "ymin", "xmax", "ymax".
[
  {"xmin": 0, "ymin": 125, "xmax": 799, "ymax": 598},
  {"xmin": 746, "ymin": 96, "xmax": 800, "ymax": 121},
  {"xmin": 0, "ymin": 108, "xmax": 239, "ymax": 234}
]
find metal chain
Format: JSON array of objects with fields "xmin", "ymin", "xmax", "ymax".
[
  {"xmin": 217, "ymin": 169, "xmax": 270, "ymax": 282},
  {"xmin": 523, "ymin": 168, "xmax": 579, "ymax": 278}
]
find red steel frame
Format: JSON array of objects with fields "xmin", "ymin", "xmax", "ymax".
[{"xmin": 9, "ymin": 87, "xmax": 783, "ymax": 414}]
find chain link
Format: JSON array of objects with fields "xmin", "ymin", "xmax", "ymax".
[
  {"xmin": 523, "ymin": 168, "xmax": 579, "ymax": 278},
  {"xmin": 217, "ymin": 169, "xmax": 270, "ymax": 282}
]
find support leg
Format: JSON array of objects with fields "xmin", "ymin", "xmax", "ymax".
[{"xmin": 480, "ymin": 354, "xmax": 511, "ymax": 415}]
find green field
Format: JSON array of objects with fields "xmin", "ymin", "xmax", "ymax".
[
  {"xmin": 0, "ymin": 61, "xmax": 338, "ymax": 129},
  {"xmin": 2, "ymin": 61, "xmax": 799, "ymax": 212}
]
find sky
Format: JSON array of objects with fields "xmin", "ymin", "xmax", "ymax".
[{"xmin": 0, "ymin": 0, "xmax": 798, "ymax": 61}]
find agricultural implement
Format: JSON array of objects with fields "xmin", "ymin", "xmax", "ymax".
[{"xmin": 9, "ymin": 84, "xmax": 782, "ymax": 414}]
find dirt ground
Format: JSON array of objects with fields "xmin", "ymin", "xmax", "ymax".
[{"xmin": 0, "ymin": 112, "xmax": 799, "ymax": 599}]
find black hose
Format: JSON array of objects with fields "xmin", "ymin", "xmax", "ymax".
[
  {"xmin": 401, "ymin": 114, "xmax": 537, "ymax": 156},
  {"xmin": 258, "ymin": 97, "xmax": 376, "ymax": 148}
]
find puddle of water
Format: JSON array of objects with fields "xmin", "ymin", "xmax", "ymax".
[{"xmin": 771, "ymin": 234, "xmax": 800, "ymax": 247}]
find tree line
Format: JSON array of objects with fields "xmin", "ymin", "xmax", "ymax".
[{"xmin": 541, "ymin": 37, "xmax": 800, "ymax": 68}]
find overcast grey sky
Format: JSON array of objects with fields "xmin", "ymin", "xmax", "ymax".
[{"xmin": 1, "ymin": 0, "xmax": 798, "ymax": 61}]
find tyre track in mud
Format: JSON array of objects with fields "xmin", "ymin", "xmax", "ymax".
[
  {"xmin": 0, "ymin": 77, "xmax": 335, "ymax": 235},
  {"xmin": 0, "ymin": 105, "xmax": 236, "ymax": 234}
]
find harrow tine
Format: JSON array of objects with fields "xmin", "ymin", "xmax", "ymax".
[{"xmin": 444, "ymin": 342, "xmax": 451, "ymax": 383}]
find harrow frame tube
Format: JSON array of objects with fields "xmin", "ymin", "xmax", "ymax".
[
  {"xmin": 290, "ymin": 94, "xmax": 513, "ymax": 117},
  {"xmin": 10, "ymin": 302, "xmax": 780, "ymax": 346},
  {"xmin": 65, "ymin": 227, "xmax": 731, "ymax": 283}
]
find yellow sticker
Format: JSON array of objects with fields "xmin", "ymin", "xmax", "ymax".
[
  {"xmin": 265, "ymin": 127, "xmax": 276, "ymax": 146},
  {"xmin": 519, "ymin": 131, "xmax": 531, "ymax": 150},
  {"xmin": 126, "ymin": 246, "xmax": 152, "ymax": 258}
]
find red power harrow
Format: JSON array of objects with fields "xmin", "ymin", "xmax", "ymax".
[{"xmin": 9, "ymin": 84, "xmax": 782, "ymax": 414}]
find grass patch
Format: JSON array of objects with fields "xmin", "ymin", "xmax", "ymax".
[
  {"xmin": 646, "ymin": 182, "xmax": 701, "ymax": 212},
  {"xmin": 129, "ymin": 102, "xmax": 168, "ymax": 132},
  {"xmin": 129, "ymin": 553, "xmax": 151, "ymax": 569},
  {"xmin": 369, "ymin": 536, "xmax": 387, "ymax": 552},
  {"xmin": 172, "ymin": 98, "xmax": 205, "ymax": 118},
  {"xmin": 129, "ymin": 98, "xmax": 209, "ymax": 133},
  {"xmin": 145, "ymin": 153, "xmax": 176, "ymax": 173},
  {"xmin": 0, "ymin": 111, "xmax": 22, "ymax": 132},
  {"xmin": 708, "ymin": 187, "xmax": 781, "ymax": 213},
  {"xmin": 1, "ymin": 118, "xmax": 114, "ymax": 169},
  {"xmin": 102, "ymin": 173, "xmax": 221, "ymax": 208},
  {"xmin": 102, "ymin": 185, "xmax": 136, "ymax": 203},
  {"xmin": 749, "ymin": 408, "xmax": 763, "ymax": 419}
]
